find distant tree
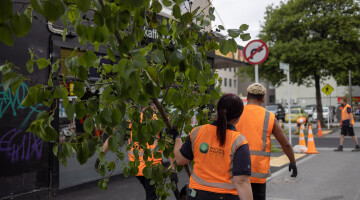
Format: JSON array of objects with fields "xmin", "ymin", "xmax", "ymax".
[
  {"xmin": 256, "ymin": 0, "xmax": 360, "ymax": 126},
  {"xmin": 334, "ymin": 70, "xmax": 360, "ymax": 86}
]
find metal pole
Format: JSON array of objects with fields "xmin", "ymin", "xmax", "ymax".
[
  {"xmin": 287, "ymin": 69, "xmax": 292, "ymax": 145},
  {"xmin": 255, "ymin": 64, "xmax": 259, "ymax": 83},
  {"xmin": 349, "ymin": 70, "xmax": 352, "ymax": 108},
  {"xmin": 328, "ymin": 93, "xmax": 331, "ymax": 129}
]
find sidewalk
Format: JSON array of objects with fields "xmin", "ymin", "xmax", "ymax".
[{"xmin": 267, "ymin": 151, "xmax": 360, "ymax": 200}]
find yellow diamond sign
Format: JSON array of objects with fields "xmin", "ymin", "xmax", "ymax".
[{"xmin": 322, "ymin": 84, "xmax": 334, "ymax": 96}]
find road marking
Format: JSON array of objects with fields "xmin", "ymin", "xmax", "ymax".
[
  {"xmin": 321, "ymin": 130, "xmax": 332, "ymax": 135},
  {"xmin": 267, "ymin": 154, "xmax": 317, "ymax": 182},
  {"xmin": 270, "ymin": 153, "xmax": 306, "ymax": 167}
]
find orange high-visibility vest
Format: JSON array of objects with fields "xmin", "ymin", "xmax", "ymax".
[
  {"xmin": 128, "ymin": 113, "xmax": 162, "ymax": 176},
  {"xmin": 341, "ymin": 104, "xmax": 354, "ymax": 125},
  {"xmin": 188, "ymin": 124, "xmax": 248, "ymax": 195},
  {"xmin": 297, "ymin": 116, "xmax": 306, "ymax": 124},
  {"xmin": 236, "ymin": 104, "xmax": 275, "ymax": 184}
]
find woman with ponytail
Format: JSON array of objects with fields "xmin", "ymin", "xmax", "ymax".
[{"xmin": 173, "ymin": 94, "xmax": 253, "ymax": 200}]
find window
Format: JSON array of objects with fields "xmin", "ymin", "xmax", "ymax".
[
  {"xmin": 224, "ymin": 78, "xmax": 227, "ymax": 87},
  {"xmin": 229, "ymin": 79, "xmax": 232, "ymax": 87},
  {"xmin": 234, "ymin": 80, "xmax": 236, "ymax": 88},
  {"xmin": 224, "ymin": 68, "xmax": 226, "ymax": 71},
  {"xmin": 234, "ymin": 68, "xmax": 236, "ymax": 73},
  {"xmin": 229, "ymin": 68, "xmax": 231, "ymax": 72}
]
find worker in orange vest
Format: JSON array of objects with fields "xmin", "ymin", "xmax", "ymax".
[
  {"xmin": 96, "ymin": 103, "xmax": 175, "ymax": 199},
  {"xmin": 235, "ymin": 83, "xmax": 297, "ymax": 200},
  {"xmin": 334, "ymin": 98, "xmax": 360, "ymax": 152},
  {"xmin": 172, "ymin": 94, "xmax": 253, "ymax": 200},
  {"xmin": 296, "ymin": 116, "xmax": 307, "ymax": 133}
]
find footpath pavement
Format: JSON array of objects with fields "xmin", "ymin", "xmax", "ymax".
[{"xmin": 59, "ymin": 125, "xmax": 360, "ymax": 200}]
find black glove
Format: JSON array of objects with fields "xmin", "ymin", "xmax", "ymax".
[
  {"xmin": 170, "ymin": 172, "xmax": 179, "ymax": 184},
  {"xmin": 349, "ymin": 124, "xmax": 353, "ymax": 128},
  {"xmin": 289, "ymin": 162, "xmax": 297, "ymax": 177},
  {"xmin": 166, "ymin": 126, "xmax": 180, "ymax": 141},
  {"xmin": 94, "ymin": 158, "xmax": 100, "ymax": 172}
]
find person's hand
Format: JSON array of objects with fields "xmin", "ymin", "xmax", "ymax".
[
  {"xmin": 94, "ymin": 158, "xmax": 100, "ymax": 172},
  {"xmin": 349, "ymin": 124, "xmax": 353, "ymax": 128},
  {"xmin": 289, "ymin": 162, "xmax": 297, "ymax": 177},
  {"xmin": 166, "ymin": 126, "xmax": 179, "ymax": 141}
]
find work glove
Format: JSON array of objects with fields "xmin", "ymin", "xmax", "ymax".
[
  {"xmin": 289, "ymin": 162, "xmax": 297, "ymax": 177},
  {"xmin": 166, "ymin": 126, "xmax": 180, "ymax": 141},
  {"xmin": 94, "ymin": 158, "xmax": 100, "ymax": 172},
  {"xmin": 349, "ymin": 124, "xmax": 353, "ymax": 128}
]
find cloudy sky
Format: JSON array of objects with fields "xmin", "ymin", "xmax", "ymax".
[{"xmin": 211, "ymin": 0, "xmax": 283, "ymax": 46}]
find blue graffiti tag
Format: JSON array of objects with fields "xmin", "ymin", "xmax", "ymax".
[
  {"xmin": 0, "ymin": 129, "xmax": 43, "ymax": 163},
  {"xmin": 0, "ymin": 82, "xmax": 41, "ymax": 130}
]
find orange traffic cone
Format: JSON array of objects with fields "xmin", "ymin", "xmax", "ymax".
[
  {"xmin": 306, "ymin": 124, "xmax": 318, "ymax": 154},
  {"xmin": 298, "ymin": 124, "xmax": 307, "ymax": 153},
  {"xmin": 317, "ymin": 120, "xmax": 323, "ymax": 137}
]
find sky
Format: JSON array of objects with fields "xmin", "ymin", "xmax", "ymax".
[{"xmin": 211, "ymin": 0, "xmax": 283, "ymax": 47}]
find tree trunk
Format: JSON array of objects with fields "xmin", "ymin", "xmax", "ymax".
[{"xmin": 314, "ymin": 74, "xmax": 325, "ymax": 127}]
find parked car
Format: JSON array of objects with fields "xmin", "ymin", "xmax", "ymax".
[
  {"xmin": 285, "ymin": 105, "xmax": 302, "ymax": 114},
  {"xmin": 304, "ymin": 105, "xmax": 316, "ymax": 117},
  {"xmin": 285, "ymin": 108, "xmax": 309, "ymax": 123},
  {"xmin": 312, "ymin": 106, "xmax": 335, "ymax": 122},
  {"xmin": 266, "ymin": 104, "xmax": 286, "ymax": 121}
]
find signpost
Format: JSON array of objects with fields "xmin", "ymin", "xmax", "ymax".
[
  {"xmin": 280, "ymin": 62, "xmax": 291, "ymax": 145},
  {"xmin": 244, "ymin": 40, "xmax": 269, "ymax": 83},
  {"xmin": 322, "ymin": 84, "xmax": 334, "ymax": 129}
]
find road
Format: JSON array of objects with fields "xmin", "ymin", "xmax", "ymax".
[{"xmin": 59, "ymin": 126, "xmax": 360, "ymax": 200}]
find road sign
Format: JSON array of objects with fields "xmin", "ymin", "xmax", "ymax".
[
  {"xmin": 322, "ymin": 84, "xmax": 334, "ymax": 96},
  {"xmin": 244, "ymin": 40, "xmax": 269, "ymax": 65},
  {"xmin": 279, "ymin": 62, "xmax": 289, "ymax": 74}
]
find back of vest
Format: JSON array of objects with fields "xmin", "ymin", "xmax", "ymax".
[
  {"xmin": 236, "ymin": 104, "xmax": 275, "ymax": 183},
  {"xmin": 189, "ymin": 124, "xmax": 246, "ymax": 195}
]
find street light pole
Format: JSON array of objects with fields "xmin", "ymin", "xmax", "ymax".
[
  {"xmin": 280, "ymin": 62, "xmax": 291, "ymax": 145},
  {"xmin": 349, "ymin": 70, "xmax": 352, "ymax": 108}
]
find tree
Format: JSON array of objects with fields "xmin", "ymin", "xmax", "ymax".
[
  {"xmin": 0, "ymin": 0, "xmax": 250, "ymax": 198},
  {"xmin": 255, "ymin": 0, "xmax": 360, "ymax": 126}
]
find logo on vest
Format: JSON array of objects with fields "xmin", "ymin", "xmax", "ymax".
[{"xmin": 199, "ymin": 143, "xmax": 209, "ymax": 153}]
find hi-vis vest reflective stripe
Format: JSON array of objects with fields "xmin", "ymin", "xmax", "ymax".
[
  {"xmin": 188, "ymin": 124, "xmax": 248, "ymax": 195},
  {"xmin": 128, "ymin": 113, "xmax": 162, "ymax": 176},
  {"xmin": 342, "ymin": 104, "xmax": 354, "ymax": 125},
  {"xmin": 236, "ymin": 105, "xmax": 275, "ymax": 184}
]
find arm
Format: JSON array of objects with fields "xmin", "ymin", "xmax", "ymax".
[
  {"xmin": 233, "ymin": 175, "xmax": 253, "ymax": 200},
  {"xmin": 272, "ymin": 118, "xmax": 296, "ymax": 164},
  {"xmin": 174, "ymin": 137, "xmax": 191, "ymax": 165}
]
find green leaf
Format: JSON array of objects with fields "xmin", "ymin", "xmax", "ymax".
[
  {"xmin": 83, "ymin": 117, "xmax": 94, "ymax": 133},
  {"xmin": 76, "ymin": 142, "xmax": 89, "ymax": 165},
  {"xmin": 75, "ymin": 102, "xmax": 86, "ymax": 119},
  {"xmin": 145, "ymin": 66, "xmax": 159, "ymax": 83},
  {"xmin": 43, "ymin": 0, "xmax": 66, "ymax": 22},
  {"xmin": 111, "ymin": 109, "xmax": 122, "ymax": 125},
  {"xmin": 108, "ymin": 136, "xmax": 118, "ymax": 152},
  {"xmin": 78, "ymin": 51, "xmax": 98, "ymax": 69},
  {"xmin": 44, "ymin": 125, "xmax": 58, "ymax": 141},
  {"xmin": 36, "ymin": 58, "xmax": 50, "ymax": 69},
  {"xmin": 162, "ymin": 0, "xmax": 172, "ymax": 6},
  {"xmin": 143, "ymin": 166, "xmax": 152, "ymax": 179},
  {"xmin": 100, "ymin": 108, "xmax": 112, "ymax": 124},
  {"xmin": 133, "ymin": 54, "xmax": 147, "ymax": 69},
  {"xmin": 76, "ymin": 0, "xmax": 91, "ymax": 13},
  {"xmin": 219, "ymin": 39, "xmax": 237, "ymax": 55},
  {"xmin": 150, "ymin": 49, "xmax": 165, "ymax": 64},
  {"xmin": 208, "ymin": 7, "xmax": 215, "ymax": 21},
  {"xmin": 30, "ymin": 0, "xmax": 43, "ymax": 15},
  {"xmin": 152, "ymin": 0, "xmax": 162, "ymax": 13},
  {"xmin": 0, "ymin": 0, "xmax": 13, "ymax": 23},
  {"xmin": 106, "ymin": 161, "xmax": 116, "ymax": 171},
  {"xmin": 169, "ymin": 49, "xmax": 185, "ymax": 66},
  {"xmin": 240, "ymin": 33, "xmax": 251, "ymax": 41},
  {"xmin": 218, "ymin": 25, "xmax": 225, "ymax": 30},
  {"xmin": 73, "ymin": 82, "xmax": 85, "ymax": 98},
  {"xmin": 53, "ymin": 144, "xmax": 59, "ymax": 156},
  {"xmin": 227, "ymin": 29, "xmax": 241, "ymax": 38},
  {"xmin": 164, "ymin": 68, "xmax": 175, "ymax": 83},
  {"xmin": 10, "ymin": 14, "xmax": 32, "ymax": 37},
  {"xmin": 98, "ymin": 164, "xmax": 106, "ymax": 177},
  {"xmin": 65, "ymin": 103, "xmax": 75, "ymax": 120},
  {"xmin": 192, "ymin": 52, "xmax": 203, "ymax": 71},
  {"xmin": 239, "ymin": 24, "xmax": 249, "ymax": 32},
  {"xmin": 107, "ymin": 48, "xmax": 116, "ymax": 62},
  {"xmin": 0, "ymin": 24, "xmax": 14, "ymax": 46},
  {"xmin": 172, "ymin": 4, "xmax": 181, "ymax": 19},
  {"xmin": 157, "ymin": 25, "xmax": 168, "ymax": 35},
  {"xmin": 62, "ymin": 28, "xmax": 67, "ymax": 42}
]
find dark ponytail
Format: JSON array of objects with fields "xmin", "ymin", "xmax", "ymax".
[{"xmin": 216, "ymin": 94, "xmax": 244, "ymax": 146}]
